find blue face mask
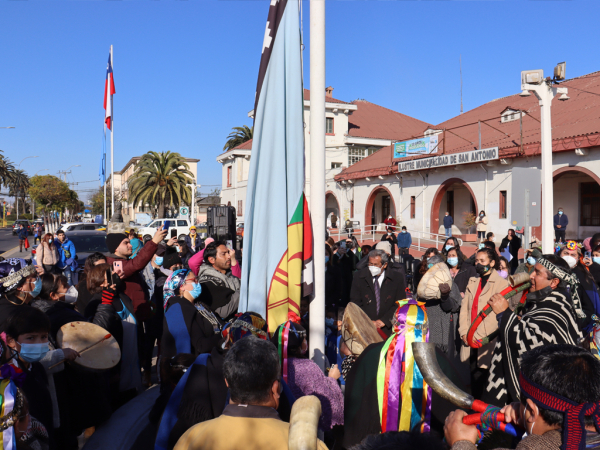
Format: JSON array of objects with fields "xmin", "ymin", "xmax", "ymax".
[
  {"xmin": 402, "ymin": 230, "xmax": 407, "ymax": 234},
  {"xmin": 447, "ymin": 257, "xmax": 458, "ymax": 267},
  {"xmin": 559, "ymin": 211, "xmax": 563, "ymax": 215},
  {"xmin": 25, "ymin": 278, "xmax": 42, "ymax": 299},
  {"xmin": 154, "ymin": 256, "xmax": 164, "ymax": 266},
  {"xmin": 188, "ymin": 283, "xmax": 202, "ymax": 299},
  {"xmin": 527, "ymin": 256, "xmax": 536, "ymax": 266},
  {"xmin": 325, "ymin": 256, "xmax": 330, "ymax": 264},
  {"xmin": 325, "ymin": 317, "xmax": 335, "ymax": 328},
  {"xmin": 445, "ymin": 245, "xmax": 453, "ymax": 251},
  {"xmin": 593, "ymin": 257, "xmax": 600, "ymax": 265},
  {"xmin": 18, "ymin": 342, "xmax": 49, "ymax": 363}
]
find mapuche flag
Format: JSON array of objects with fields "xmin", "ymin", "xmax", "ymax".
[
  {"xmin": 240, "ymin": 0, "xmax": 313, "ymax": 334},
  {"xmin": 104, "ymin": 51, "xmax": 115, "ymax": 130}
]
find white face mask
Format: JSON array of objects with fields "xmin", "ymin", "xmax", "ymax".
[
  {"xmin": 64, "ymin": 285, "xmax": 78, "ymax": 304},
  {"xmin": 369, "ymin": 266, "xmax": 382, "ymax": 277},
  {"xmin": 562, "ymin": 255, "xmax": 577, "ymax": 269},
  {"xmin": 490, "ymin": 237, "xmax": 495, "ymax": 242}
]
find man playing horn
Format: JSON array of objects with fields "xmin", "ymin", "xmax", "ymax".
[{"xmin": 484, "ymin": 255, "xmax": 582, "ymax": 406}]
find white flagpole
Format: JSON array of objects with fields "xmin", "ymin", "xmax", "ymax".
[
  {"xmin": 110, "ymin": 45, "xmax": 115, "ymax": 221},
  {"xmin": 309, "ymin": 0, "xmax": 326, "ymax": 371},
  {"xmin": 104, "ymin": 125, "xmax": 107, "ymax": 225}
]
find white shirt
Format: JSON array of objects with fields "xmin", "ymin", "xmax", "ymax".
[{"xmin": 373, "ymin": 272, "xmax": 384, "ymax": 288}]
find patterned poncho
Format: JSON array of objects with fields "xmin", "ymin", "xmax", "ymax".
[{"xmin": 486, "ymin": 288, "xmax": 583, "ymax": 404}]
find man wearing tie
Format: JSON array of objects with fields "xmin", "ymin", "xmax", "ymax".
[{"xmin": 349, "ymin": 249, "xmax": 407, "ymax": 337}]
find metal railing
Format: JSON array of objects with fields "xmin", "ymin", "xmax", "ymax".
[{"xmin": 328, "ymin": 223, "xmax": 462, "ymax": 253}]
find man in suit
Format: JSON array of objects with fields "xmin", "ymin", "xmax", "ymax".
[{"xmin": 350, "ymin": 249, "xmax": 407, "ymax": 337}]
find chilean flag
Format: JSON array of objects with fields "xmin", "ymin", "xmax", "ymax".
[{"xmin": 104, "ymin": 51, "xmax": 115, "ymax": 130}]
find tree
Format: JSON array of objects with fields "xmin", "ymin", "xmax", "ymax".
[
  {"xmin": 29, "ymin": 175, "xmax": 73, "ymax": 213},
  {"xmin": 128, "ymin": 151, "xmax": 194, "ymax": 218},
  {"xmin": 90, "ymin": 187, "xmax": 116, "ymax": 217},
  {"xmin": 8, "ymin": 169, "xmax": 30, "ymax": 215},
  {"xmin": 223, "ymin": 125, "xmax": 253, "ymax": 152},
  {"xmin": 0, "ymin": 150, "xmax": 15, "ymax": 187}
]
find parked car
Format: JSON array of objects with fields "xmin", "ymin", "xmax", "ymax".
[
  {"xmin": 12, "ymin": 219, "xmax": 31, "ymax": 235},
  {"xmin": 33, "ymin": 230, "xmax": 109, "ymax": 274},
  {"xmin": 138, "ymin": 218, "xmax": 191, "ymax": 243},
  {"xmin": 58, "ymin": 223, "xmax": 106, "ymax": 233}
]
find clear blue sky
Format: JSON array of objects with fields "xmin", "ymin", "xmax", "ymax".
[{"xmin": 1, "ymin": 0, "xmax": 599, "ymax": 203}]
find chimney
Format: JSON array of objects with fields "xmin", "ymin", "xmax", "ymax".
[{"xmin": 325, "ymin": 86, "xmax": 334, "ymax": 97}]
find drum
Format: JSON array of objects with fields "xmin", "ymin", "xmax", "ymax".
[
  {"xmin": 56, "ymin": 321, "xmax": 121, "ymax": 371},
  {"xmin": 417, "ymin": 262, "xmax": 453, "ymax": 300},
  {"xmin": 342, "ymin": 303, "xmax": 383, "ymax": 356}
]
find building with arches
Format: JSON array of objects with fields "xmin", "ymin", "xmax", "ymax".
[{"xmin": 335, "ymin": 71, "xmax": 600, "ymax": 243}]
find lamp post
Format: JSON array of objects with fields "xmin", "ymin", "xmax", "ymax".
[
  {"xmin": 16, "ymin": 156, "xmax": 39, "ymax": 220},
  {"xmin": 520, "ymin": 64, "xmax": 569, "ymax": 253},
  {"xmin": 186, "ymin": 180, "xmax": 200, "ymax": 225}
]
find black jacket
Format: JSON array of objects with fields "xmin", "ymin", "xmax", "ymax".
[
  {"xmin": 161, "ymin": 296, "xmax": 224, "ymax": 360},
  {"xmin": 325, "ymin": 264, "xmax": 342, "ymax": 307},
  {"xmin": 350, "ymin": 266, "xmax": 406, "ymax": 336},
  {"xmin": 500, "ymin": 236, "xmax": 521, "ymax": 259},
  {"xmin": 356, "ymin": 257, "xmax": 407, "ymax": 284},
  {"xmin": 451, "ymin": 263, "xmax": 478, "ymax": 295}
]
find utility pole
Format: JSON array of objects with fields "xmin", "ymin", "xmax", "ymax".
[{"xmin": 186, "ymin": 180, "xmax": 200, "ymax": 225}]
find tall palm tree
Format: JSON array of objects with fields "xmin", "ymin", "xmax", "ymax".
[
  {"xmin": 128, "ymin": 151, "xmax": 194, "ymax": 218},
  {"xmin": 223, "ymin": 125, "xmax": 253, "ymax": 152},
  {"xmin": 0, "ymin": 150, "xmax": 15, "ymax": 187},
  {"xmin": 8, "ymin": 169, "xmax": 30, "ymax": 215}
]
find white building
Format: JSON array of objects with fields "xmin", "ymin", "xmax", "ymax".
[{"xmin": 217, "ymin": 87, "xmax": 430, "ymax": 225}]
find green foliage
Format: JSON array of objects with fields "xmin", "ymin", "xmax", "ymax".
[
  {"xmin": 0, "ymin": 150, "xmax": 15, "ymax": 187},
  {"xmin": 29, "ymin": 175, "xmax": 73, "ymax": 211},
  {"xmin": 223, "ymin": 125, "xmax": 253, "ymax": 152},
  {"xmin": 90, "ymin": 187, "xmax": 115, "ymax": 216},
  {"xmin": 128, "ymin": 151, "xmax": 194, "ymax": 218}
]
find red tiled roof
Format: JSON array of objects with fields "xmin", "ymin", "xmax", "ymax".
[
  {"xmin": 347, "ymin": 99, "xmax": 431, "ymax": 140},
  {"xmin": 232, "ymin": 139, "xmax": 253, "ymax": 150},
  {"xmin": 303, "ymin": 89, "xmax": 348, "ymax": 105},
  {"xmin": 336, "ymin": 71, "xmax": 600, "ymax": 181}
]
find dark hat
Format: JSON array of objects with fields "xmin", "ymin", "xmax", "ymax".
[
  {"xmin": 156, "ymin": 243, "xmax": 167, "ymax": 257},
  {"xmin": 163, "ymin": 246, "xmax": 182, "ymax": 270},
  {"xmin": 0, "ymin": 258, "xmax": 36, "ymax": 294},
  {"xmin": 106, "ymin": 233, "xmax": 127, "ymax": 254}
]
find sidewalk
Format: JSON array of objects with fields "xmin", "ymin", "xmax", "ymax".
[{"xmin": 1, "ymin": 245, "xmax": 31, "ymax": 260}]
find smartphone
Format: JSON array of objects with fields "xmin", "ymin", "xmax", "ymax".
[
  {"xmin": 163, "ymin": 220, "xmax": 171, "ymax": 231},
  {"xmin": 340, "ymin": 241, "xmax": 347, "ymax": 249},
  {"xmin": 226, "ymin": 240, "xmax": 233, "ymax": 250},
  {"xmin": 113, "ymin": 261, "xmax": 124, "ymax": 276},
  {"xmin": 585, "ymin": 251, "xmax": 592, "ymax": 259}
]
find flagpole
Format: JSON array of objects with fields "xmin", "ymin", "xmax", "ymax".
[
  {"xmin": 309, "ymin": 0, "xmax": 326, "ymax": 371},
  {"xmin": 104, "ymin": 125, "xmax": 107, "ymax": 225},
  {"xmin": 110, "ymin": 45, "xmax": 115, "ymax": 221}
]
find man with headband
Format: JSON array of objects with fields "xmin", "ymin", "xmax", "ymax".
[
  {"xmin": 484, "ymin": 254, "xmax": 583, "ymax": 405},
  {"xmin": 444, "ymin": 344, "xmax": 600, "ymax": 450}
]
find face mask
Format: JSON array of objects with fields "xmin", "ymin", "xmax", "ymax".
[
  {"xmin": 325, "ymin": 256, "xmax": 329, "ymax": 264},
  {"xmin": 562, "ymin": 255, "xmax": 577, "ymax": 269},
  {"xmin": 24, "ymin": 278, "xmax": 42, "ymax": 299},
  {"xmin": 445, "ymin": 245, "xmax": 453, "ymax": 251},
  {"xmin": 368, "ymin": 266, "xmax": 382, "ymax": 277},
  {"xmin": 478, "ymin": 244, "xmax": 485, "ymax": 249},
  {"xmin": 527, "ymin": 256, "xmax": 536, "ymax": 266},
  {"xmin": 559, "ymin": 211, "xmax": 563, "ymax": 215},
  {"xmin": 188, "ymin": 282, "xmax": 202, "ymax": 299},
  {"xmin": 480, "ymin": 214, "xmax": 484, "ymax": 217},
  {"xmin": 593, "ymin": 257, "xmax": 600, "ymax": 265},
  {"xmin": 447, "ymin": 257, "xmax": 458, "ymax": 267},
  {"xmin": 176, "ymin": 246, "xmax": 181, "ymax": 252},
  {"xmin": 325, "ymin": 317, "xmax": 335, "ymax": 328},
  {"xmin": 402, "ymin": 230, "xmax": 406, "ymax": 234},
  {"xmin": 154, "ymin": 256, "xmax": 164, "ymax": 266},
  {"xmin": 475, "ymin": 263, "xmax": 490, "ymax": 276},
  {"xmin": 18, "ymin": 342, "xmax": 49, "ymax": 363},
  {"xmin": 498, "ymin": 270, "xmax": 508, "ymax": 279},
  {"xmin": 48, "ymin": 239, "xmax": 52, "ymax": 244},
  {"xmin": 64, "ymin": 285, "xmax": 78, "ymax": 304},
  {"xmin": 490, "ymin": 237, "xmax": 495, "ymax": 242}
]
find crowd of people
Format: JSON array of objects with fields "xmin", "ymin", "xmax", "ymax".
[{"xmin": 0, "ymin": 219, "xmax": 600, "ymax": 450}]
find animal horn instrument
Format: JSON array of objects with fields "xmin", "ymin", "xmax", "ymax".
[{"xmin": 288, "ymin": 395, "xmax": 321, "ymax": 450}]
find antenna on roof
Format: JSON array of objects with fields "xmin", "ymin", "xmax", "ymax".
[{"xmin": 460, "ymin": 55, "xmax": 463, "ymax": 114}]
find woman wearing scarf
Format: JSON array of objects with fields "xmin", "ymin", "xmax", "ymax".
[
  {"xmin": 161, "ymin": 269, "xmax": 223, "ymax": 361},
  {"xmin": 272, "ymin": 320, "xmax": 343, "ymax": 434}
]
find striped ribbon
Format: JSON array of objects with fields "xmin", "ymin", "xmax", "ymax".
[
  {"xmin": 376, "ymin": 294, "xmax": 431, "ymax": 433},
  {"xmin": 0, "ymin": 378, "xmax": 16, "ymax": 450}
]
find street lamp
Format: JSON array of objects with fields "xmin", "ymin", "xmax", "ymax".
[
  {"xmin": 32, "ymin": 169, "xmax": 49, "ymax": 220},
  {"xmin": 186, "ymin": 180, "xmax": 200, "ymax": 225},
  {"xmin": 520, "ymin": 63, "xmax": 569, "ymax": 253},
  {"xmin": 16, "ymin": 156, "xmax": 39, "ymax": 220}
]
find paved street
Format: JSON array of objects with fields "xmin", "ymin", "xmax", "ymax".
[{"xmin": 0, "ymin": 227, "xmax": 24, "ymax": 256}]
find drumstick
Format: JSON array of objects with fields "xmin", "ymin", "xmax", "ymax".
[{"xmin": 48, "ymin": 334, "xmax": 112, "ymax": 370}]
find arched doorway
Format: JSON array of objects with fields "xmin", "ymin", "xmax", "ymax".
[
  {"xmin": 548, "ymin": 166, "xmax": 600, "ymax": 240},
  {"xmin": 430, "ymin": 178, "xmax": 478, "ymax": 236},
  {"xmin": 326, "ymin": 191, "xmax": 340, "ymax": 228},
  {"xmin": 365, "ymin": 186, "xmax": 396, "ymax": 228}
]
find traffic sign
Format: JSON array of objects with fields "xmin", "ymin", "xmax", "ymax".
[{"xmin": 179, "ymin": 206, "xmax": 189, "ymax": 217}]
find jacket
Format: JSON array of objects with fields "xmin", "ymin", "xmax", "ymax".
[
  {"xmin": 499, "ymin": 235, "xmax": 521, "ymax": 260},
  {"xmin": 106, "ymin": 240, "xmax": 158, "ymax": 322},
  {"xmin": 554, "ymin": 212, "xmax": 568, "ymax": 230},
  {"xmin": 184, "ymin": 235, "xmax": 204, "ymax": 254},
  {"xmin": 17, "ymin": 227, "xmax": 28, "ymax": 240},
  {"xmin": 350, "ymin": 266, "xmax": 407, "ymax": 336},
  {"xmin": 476, "ymin": 215, "xmax": 488, "ymax": 231},
  {"xmin": 54, "ymin": 237, "xmax": 77, "ymax": 269},
  {"xmin": 380, "ymin": 233, "xmax": 397, "ymax": 252},
  {"xmin": 458, "ymin": 269, "xmax": 509, "ymax": 368},
  {"xmin": 443, "ymin": 215, "xmax": 453, "ymax": 228},
  {"xmin": 197, "ymin": 264, "xmax": 241, "ymax": 320},
  {"xmin": 36, "ymin": 241, "xmax": 59, "ymax": 266},
  {"xmin": 450, "ymin": 263, "xmax": 478, "ymax": 295},
  {"xmin": 397, "ymin": 231, "xmax": 412, "ymax": 248}
]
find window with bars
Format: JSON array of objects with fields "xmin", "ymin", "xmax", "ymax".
[
  {"xmin": 348, "ymin": 147, "xmax": 379, "ymax": 166},
  {"xmin": 581, "ymin": 182, "xmax": 600, "ymax": 226},
  {"xmin": 499, "ymin": 191, "xmax": 507, "ymax": 219},
  {"xmin": 410, "ymin": 196, "xmax": 416, "ymax": 219}
]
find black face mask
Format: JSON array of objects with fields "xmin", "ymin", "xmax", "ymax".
[{"xmin": 475, "ymin": 263, "xmax": 490, "ymax": 276}]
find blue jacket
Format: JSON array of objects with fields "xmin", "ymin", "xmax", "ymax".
[
  {"xmin": 554, "ymin": 213, "xmax": 568, "ymax": 230},
  {"xmin": 397, "ymin": 231, "xmax": 412, "ymax": 248},
  {"xmin": 54, "ymin": 237, "xmax": 76, "ymax": 269},
  {"xmin": 443, "ymin": 215, "xmax": 453, "ymax": 228},
  {"xmin": 17, "ymin": 228, "xmax": 28, "ymax": 240}
]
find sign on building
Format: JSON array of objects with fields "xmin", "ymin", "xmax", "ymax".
[
  {"xmin": 397, "ymin": 147, "xmax": 499, "ymax": 172},
  {"xmin": 393, "ymin": 135, "xmax": 439, "ymax": 159}
]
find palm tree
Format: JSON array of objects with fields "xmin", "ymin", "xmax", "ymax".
[
  {"xmin": 0, "ymin": 150, "xmax": 15, "ymax": 187},
  {"xmin": 223, "ymin": 125, "xmax": 253, "ymax": 152},
  {"xmin": 8, "ymin": 169, "xmax": 30, "ymax": 215},
  {"xmin": 128, "ymin": 151, "xmax": 194, "ymax": 218}
]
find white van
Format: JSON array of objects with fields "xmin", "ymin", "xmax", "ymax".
[{"xmin": 138, "ymin": 218, "xmax": 191, "ymax": 242}]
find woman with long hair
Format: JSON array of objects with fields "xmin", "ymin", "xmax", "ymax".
[
  {"xmin": 445, "ymin": 246, "xmax": 477, "ymax": 297},
  {"xmin": 36, "ymin": 233, "xmax": 60, "ymax": 274}
]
